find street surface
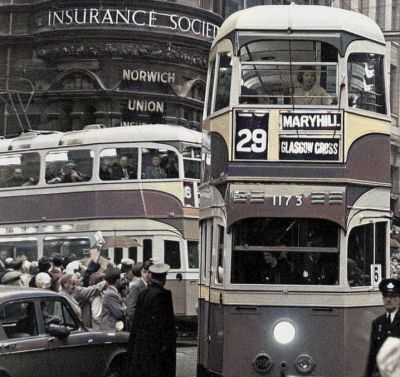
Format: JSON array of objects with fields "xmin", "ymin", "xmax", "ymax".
[{"xmin": 177, "ymin": 346, "xmax": 197, "ymax": 377}]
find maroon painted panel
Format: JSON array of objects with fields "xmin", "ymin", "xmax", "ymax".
[{"xmin": 0, "ymin": 189, "xmax": 184, "ymax": 224}]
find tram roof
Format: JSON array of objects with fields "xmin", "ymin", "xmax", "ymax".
[
  {"xmin": 213, "ymin": 5, "xmax": 385, "ymax": 47},
  {"xmin": 0, "ymin": 124, "xmax": 202, "ymax": 152}
]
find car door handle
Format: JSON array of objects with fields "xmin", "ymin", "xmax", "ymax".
[{"xmin": 4, "ymin": 343, "xmax": 16, "ymax": 350}]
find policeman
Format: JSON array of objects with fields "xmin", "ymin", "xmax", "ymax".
[{"xmin": 365, "ymin": 278, "xmax": 400, "ymax": 377}]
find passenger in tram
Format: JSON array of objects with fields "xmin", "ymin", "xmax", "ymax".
[
  {"xmin": 99, "ymin": 159, "xmax": 112, "ymax": 180},
  {"xmin": 62, "ymin": 162, "xmax": 88, "ymax": 183},
  {"xmin": 293, "ymin": 66, "xmax": 331, "ymax": 105},
  {"xmin": 6, "ymin": 167, "xmax": 34, "ymax": 187},
  {"xmin": 262, "ymin": 252, "xmax": 292, "ymax": 284},
  {"xmin": 163, "ymin": 154, "xmax": 179, "ymax": 178},
  {"xmin": 144, "ymin": 154, "xmax": 167, "ymax": 179},
  {"xmin": 110, "ymin": 156, "xmax": 136, "ymax": 180}
]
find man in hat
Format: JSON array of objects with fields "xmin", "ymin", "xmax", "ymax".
[
  {"xmin": 1, "ymin": 270, "xmax": 23, "ymax": 286},
  {"xmin": 366, "ymin": 278, "xmax": 400, "ymax": 377},
  {"xmin": 127, "ymin": 262, "xmax": 176, "ymax": 377}
]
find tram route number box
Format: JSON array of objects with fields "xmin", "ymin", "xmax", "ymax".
[{"xmin": 234, "ymin": 111, "xmax": 269, "ymax": 160}]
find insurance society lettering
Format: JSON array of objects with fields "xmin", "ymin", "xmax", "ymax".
[{"xmin": 46, "ymin": 8, "xmax": 219, "ymax": 40}]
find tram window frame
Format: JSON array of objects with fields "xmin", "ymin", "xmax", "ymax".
[
  {"xmin": 99, "ymin": 147, "xmax": 138, "ymax": 181},
  {"xmin": 214, "ymin": 53, "xmax": 232, "ymax": 112},
  {"xmin": 164, "ymin": 240, "xmax": 181, "ymax": 269},
  {"xmin": 216, "ymin": 225, "xmax": 224, "ymax": 284},
  {"xmin": 43, "ymin": 237, "xmax": 90, "ymax": 260},
  {"xmin": 230, "ymin": 218, "xmax": 340, "ymax": 286},
  {"xmin": 205, "ymin": 58, "xmax": 217, "ymax": 117},
  {"xmin": 128, "ymin": 247, "xmax": 137, "ymax": 262},
  {"xmin": 239, "ymin": 40, "xmax": 338, "ymax": 106},
  {"xmin": 143, "ymin": 239, "xmax": 152, "ymax": 263},
  {"xmin": 347, "ymin": 53, "xmax": 387, "ymax": 115},
  {"xmin": 0, "ymin": 152, "xmax": 40, "ymax": 188},
  {"xmin": 182, "ymin": 145, "xmax": 201, "ymax": 180},
  {"xmin": 141, "ymin": 148, "xmax": 179, "ymax": 180},
  {"xmin": 347, "ymin": 222, "xmax": 387, "ymax": 287},
  {"xmin": 45, "ymin": 149, "xmax": 93, "ymax": 185},
  {"xmin": 0, "ymin": 238, "xmax": 38, "ymax": 263},
  {"xmin": 187, "ymin": 240, "xmax": 199, "ymax": 269}
]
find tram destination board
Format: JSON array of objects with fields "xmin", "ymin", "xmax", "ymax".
[
  {"xmin": 279, "ymin": 137, "xmax": 340, "ymax": 161},
  {"xmin": 234, "ymin": 111, "xmax": 269, "ymax": 160}
]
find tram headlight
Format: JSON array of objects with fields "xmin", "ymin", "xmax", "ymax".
[
  {"xmin": 294, "ymin": 354, "xmax": 315, "ymax": 374},
  {"xmin": 273, "ymin": 320, "xmax": 296, "ymax": 344}
]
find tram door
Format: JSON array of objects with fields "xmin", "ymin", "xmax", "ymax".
[{"xmin": 207, "ymin": 222, "xmax": 225, "ymax": 374}]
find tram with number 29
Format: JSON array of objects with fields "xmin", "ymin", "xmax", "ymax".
[
  {"xmin": 198, "ymin": 4, "xmax": 391, "ymax": 377},
  {"xmin": 0, "ymin": 124, "xmax": 201, "ymax": 331}
]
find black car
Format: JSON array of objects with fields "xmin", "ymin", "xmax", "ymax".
[{"xmin": 0, "ymin": 286, "xmax": 129, "ymax": 377}]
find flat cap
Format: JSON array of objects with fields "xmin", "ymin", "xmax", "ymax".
[
  {"xmin": 2, "ymin": 271, "xmax": 22, "ymax": 284},
  {"xmin": 379, "ymin": 278, "xmax": 400, "ymax": 295},
  {"xmin": 121, "ymin": 258, "xmax": 135, "ymax": 266},
  {"xmin": 149, "ymin": 262, "xmax": 170, "ymax": 274}
]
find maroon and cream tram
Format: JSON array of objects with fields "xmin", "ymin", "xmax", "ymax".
[
  {"xmin": 198, "ymin": 4, "xmax": 391, "ymax": 377},
  {"xmin": 0, "ymin": 124, "xmax": 201, "ymax": 330}
]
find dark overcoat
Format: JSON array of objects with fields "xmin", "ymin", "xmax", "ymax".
[
  {"xmin": 127, "ymin": 281, "xmax": 176, "ymax": 377},
  {"xmin": 365, "ymin": 310, "xmax": 400, "ymax": 377}
]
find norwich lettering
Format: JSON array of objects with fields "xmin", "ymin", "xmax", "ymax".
[{"xmin": 122, "ymin": 69, "xmax": 175, "ymax": 84}]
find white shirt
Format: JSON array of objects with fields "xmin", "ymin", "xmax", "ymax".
[{"xmin": 388, "ymin": 309, "xmax": 398, "ymax": 323}]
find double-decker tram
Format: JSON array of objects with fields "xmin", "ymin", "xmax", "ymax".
[
  {"xmin": 0, "ymin": 124, "xmax": 201, "ymax": 329},
  {"xmin": 198, "ymin": 4, "xmax": 391, "ymax": 377}
]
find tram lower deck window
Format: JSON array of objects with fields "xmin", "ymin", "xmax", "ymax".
[{"xmin": 231, "ymin": 218, "xmax": 339, "ymax": 285}]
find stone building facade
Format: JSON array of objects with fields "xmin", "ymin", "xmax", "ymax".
[{"xmin": 0, "ymin": 0, "xmax": 223, "ymax": 135}]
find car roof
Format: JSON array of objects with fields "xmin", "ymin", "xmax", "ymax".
[{"xmin": 0, "ymin": 286, "xmax": 61, "ymax": 303}]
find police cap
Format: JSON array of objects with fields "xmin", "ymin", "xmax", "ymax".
[{"xmin": 379, "ymin": 278, "xmax": 400, "ymax": 296}]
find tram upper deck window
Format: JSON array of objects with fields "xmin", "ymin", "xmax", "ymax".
[
  {"xmin": 206, "ymin": 59, "xmax": 216, "ymax": 116},
  {"xmin": 239, "ymin": 40, "xmax": 337, "ymax": 105},
  {"xmin": 99, "ymin": 148, "xmax": 138, "ymax": 181},
  {"xmin": 141, "ymin": 148, "xmax": 179, "ymax": 179},
  {"xmin": 183, "ymin": 146, "xmax": 201, "ymax": 179},
  {"xmin": 347, "ymin": 53, "xmax": 386, "ymax": 114},
  {"xmin": 45, "ymin": 150, "xmax": 93, "ymax": 184},
  {"xmin": 231, "ymin": 218, "xmax": 339, "ymax": 285},
  {"xmin": 0, "ymin": 153, "xmax": 40, "ymax": 188},
  {"xmin": 215, "ymin": 54, "xmax": 232, "ymax": 111}
]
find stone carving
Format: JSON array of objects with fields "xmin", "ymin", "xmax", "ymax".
[{"xmin": 36, "ymin": 42, "xmax": 207, "ymax": 67}]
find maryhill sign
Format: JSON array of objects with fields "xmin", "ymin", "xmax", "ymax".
[{"xmin": 42, "ymin": 8, "xmax": 219, "ymax": 41}]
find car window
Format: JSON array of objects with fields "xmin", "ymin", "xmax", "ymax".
[
  {"xmin": 41, "ymin": 299, "xmax": 79, "ymax": 331},
  {"xmin": 0, "ymin": 301, "xmax": 38, "ymax": 339}
]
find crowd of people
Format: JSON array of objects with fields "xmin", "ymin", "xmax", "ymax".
[{"xmin": 0, "ymin": 248, "xmax": 177, "ymax": 376}]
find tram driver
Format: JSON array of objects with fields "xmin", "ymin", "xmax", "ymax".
[
  {"xmin": 365, "ymin": 278, "xmax": 400, "ymax": 377},
  {"xmin": 262, "ymin": 252, "xmax": 292, "ymax": 284}
]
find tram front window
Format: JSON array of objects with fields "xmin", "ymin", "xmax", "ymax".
[
  {"xmin": 231, "ymin": 218, "xmax": 339, "ymax": 285},
  {"xmin": 239, "ymin": 40, "xmax": 337, "ymax": 105}
]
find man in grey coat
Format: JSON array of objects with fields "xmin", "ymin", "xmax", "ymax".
[
  {"xmin": 126, "ymin": 261, "xmax": 152, "ymax": 329},
  {"xmin": 100, "ymin": 267, "xmax": 126, "ymax": 331}
]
